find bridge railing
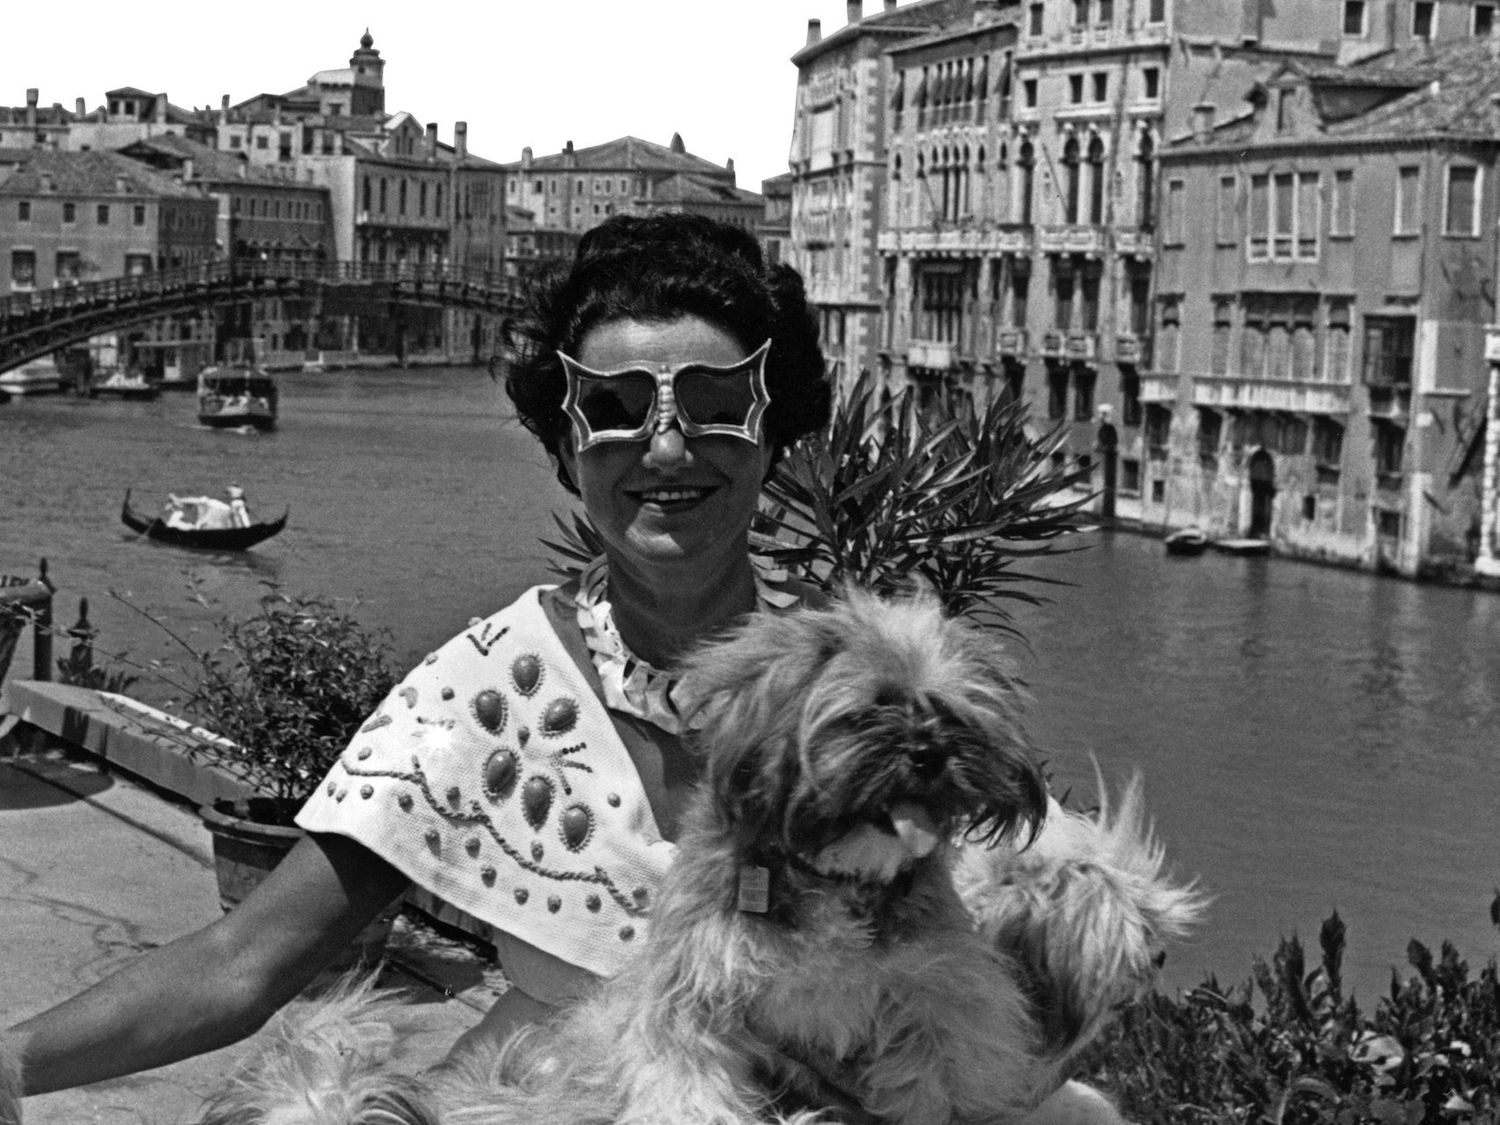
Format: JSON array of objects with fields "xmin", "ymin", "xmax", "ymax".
[{"xmin": 0, "ymin": 260, "xmax": 519, "ymax": 322}]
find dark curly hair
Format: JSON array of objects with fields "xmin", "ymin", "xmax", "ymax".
[{"xmin": 504, "ymin": 213, "xmax": 831, "ymax": 494}]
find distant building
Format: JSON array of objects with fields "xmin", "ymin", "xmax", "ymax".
[
  {"xmin": 759, "ymin": 172, "xmax": 793, "ymax": 268},
  {"xmin": 502, "ymin": 134, "xmax": 761, "ymax": 246},
  {"xmin": 0, "ymin": 149, "xmax": 217, "ymax": 378},
  {"xmin": 65, "ymin": 87, "xmax": 214, "ymax": 152},
  {"xmin": 0, "ymin": 89, "xmax": 74, "ymax": 150},
  {"xmin": 1158, "ymin": 36, "xmax": 1500, "ymax": 576}
]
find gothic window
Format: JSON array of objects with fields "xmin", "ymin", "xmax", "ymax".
[
  {"xmin": 1062, "ymin": 136, "xmax": 1081, "ymax": 223},
  {"xmin": 1135, "ymin": 131, "xmax": 1155, "ymax": 227},
  {"xmin": 1087, "ymin": 136, "xmax": 1106, "ymax": 224},
  {"xmin": 1018, "ymin": 140, "xmax": 1035, "ymax": 225}
]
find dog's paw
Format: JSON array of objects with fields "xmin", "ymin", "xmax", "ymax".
[
  {"xmin": 194, "ymin": 970, "xmax": 440, "ymax": 1125},
  {"xmin": 952, "ymin": 773, "xmax": 1206, "ymax": 1061}
]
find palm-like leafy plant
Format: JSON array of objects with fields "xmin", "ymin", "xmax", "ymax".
[{"xmin": 545, "ymin": 370, "xmax": 1093, "ymax": 634}]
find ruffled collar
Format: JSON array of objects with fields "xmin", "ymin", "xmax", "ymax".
[{"xmin": 574, "ymin": 554, "xmax": 801, "ymax": 734}]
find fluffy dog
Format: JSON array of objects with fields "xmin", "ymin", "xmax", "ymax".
[{"xmin": 0, "ymin": 587, "xmax": 1200, "ymax": 1125}]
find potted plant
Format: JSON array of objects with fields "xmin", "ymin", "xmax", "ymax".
[{"xmin": 133, "ymin": 586, "xmax": 398, "ymax": 962}]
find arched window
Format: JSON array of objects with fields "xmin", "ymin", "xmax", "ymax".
[
  {"xmin": 1088, "ymin": 135, "xmax": 1106, "ymax": 224},
  {"xmin": 379, "ymin": 178, "xmax": 388, "ymax": 213},
  {"xmin": 1136, "ymin": 131, "xmax": 1156, "ymax": 228},
  {"xmin": 1062, "ymin": 136, "xmax": 1081, "ymax": 224}
]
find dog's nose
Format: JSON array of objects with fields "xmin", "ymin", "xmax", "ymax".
[{"xmin": 907, "ymin": 740, "xmax": 947, "ymax": 779}]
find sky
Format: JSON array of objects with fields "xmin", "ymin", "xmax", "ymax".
[{"xmin": 4, "ymin": 1, "xmax": 870, "ymax": 189}]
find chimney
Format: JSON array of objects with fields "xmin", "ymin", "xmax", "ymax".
[
  {"xmin": 238, "ymin": 161, "xmax": 248, "ymax": 179},
  {"xmin": 725, "ymin": 156, "xmax": 735, "ymax": 182},
  {"xmin": 522, "ymin": 145, "xmax": 533, "ymax": 167},
  {"xmin": 974, "ymin": 0, "xmax": 998, "ymax": 21},
  {"xmin": 670, "ymin": 132, "xmax": 685, "ymax": 154},
  {"xmin": 25, "ymin": 88, "xmax": 37, "ymax": 130},
  {"xmin": 155, "ymin": 94, "xmax": 167, "ymax": 123},
  {"xmin": 1191, "ymin": 102, "xmax": 1216, "ymax": 142},
  {"xmin": 806, "ymin": 18, "xmax": 822, "ymax": 45},
  {"xmin": 884, "ymin": 0, "xmax": 897, "ymax": 9},
  {"xmin": 425, "ymin": 121, "xmax": 438, "ymax": 158},
  {"xmin": 221, "ymin": 93, "xmax": 230, "ymax": 124},
  {"xmin": 847, "ymin": 0, "xmax": 862, "ymax": 24},
  {"xmin": 74, "ymin": 97, "xmax": 85, "ymax": 117},
  {"xmin": 183, "ymin": 157, "xmax": 195, "ymax": 182},
  {"xmin": 115, "ymin": 174, "xmax": 130, "ymax": 194},
  {"xmin": 455, "ymin": 120, "xmax": 468, "ymax": 160}
]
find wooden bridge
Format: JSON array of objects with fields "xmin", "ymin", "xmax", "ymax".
[{"xmin": 0, "ymin": 260, "xmax": 524, "ymax": 371}]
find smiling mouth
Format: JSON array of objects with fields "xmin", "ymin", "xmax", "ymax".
[{"xmin": 634, "ymin": 486, "xmax": 713, "ymax": 505}]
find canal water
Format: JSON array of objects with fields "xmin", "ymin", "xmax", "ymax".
[{"xmin": 2, "ymin": 366, "xmax": 1496, "ymax": 999}]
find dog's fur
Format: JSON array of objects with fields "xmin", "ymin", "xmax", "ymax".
[{"xmin": 2, "ymin": 587, "xmax": 1202, "ymax": 1125}]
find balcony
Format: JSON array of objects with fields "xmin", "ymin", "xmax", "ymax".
[
  {"xmin": 1139, "ymin": 373, "xmax": 1178, "ymax": 403},
  {"xmin": 995, "ymin": 328, "xmax": 1028, "ymax": 357},
  {"xmin": 1037, "ymin": 225, "xmax": 1106, "ymax": 256},
  {"xmin": 1114, "ymin": 333, "xmax": 1151, "ymax": 366},
  {"xmin": 1113, "ymin": 228, "xmax": 1155, "ymax": 259},
  {"xmin": 906, "ymin": 340, "xmax": 955, "ymax": 369},
  {"xmin": 877, "ymin": 224, "xmax": 1031, "ymax": 257},
  {"xmin": 1065, "ymin": 332, "xmax": 1097, "ymax": 362},
  {"xmin": 1191, "ymin": 375, "xmax": 1354, "ymax": 415}
]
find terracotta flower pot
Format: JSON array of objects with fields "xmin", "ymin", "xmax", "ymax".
[{"xmin": 199, "ymin": 798, "xmax": 398, "ymax": 969}]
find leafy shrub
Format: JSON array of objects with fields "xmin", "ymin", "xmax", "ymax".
[
  {"xmin": 1079, "ymin": 904, "xmax": 1500, "ymax": 1124},
  {"xmin": 152, "ymin": 588, "xmax": 397, "ymax": 820}
]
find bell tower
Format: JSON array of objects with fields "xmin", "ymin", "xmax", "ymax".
[{"xmin": 349, "ymin": 29, "xmax": 385, "ymax": 116}]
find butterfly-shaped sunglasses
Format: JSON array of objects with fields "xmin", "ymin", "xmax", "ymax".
[{"xmin": 557, "ymin": 340, "xmax": 771, "ymax": 450}]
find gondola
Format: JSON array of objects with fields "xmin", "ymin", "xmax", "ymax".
[{"xmin": 121, "ymin": 489, "xmax": 288, "ymax": 550}]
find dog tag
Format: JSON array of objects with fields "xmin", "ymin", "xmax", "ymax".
[{"xmin": 737, "ymin": 865, "xmax": 770, "ymax": 913}]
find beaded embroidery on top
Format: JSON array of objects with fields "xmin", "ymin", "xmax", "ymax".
[{"xmin": 574, "ymin": 555, "xmax": 800, "ymax": 735}]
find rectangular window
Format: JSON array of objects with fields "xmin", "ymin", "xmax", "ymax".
[
  {"xmin": 1145, "ymin": 403, "xmax": 1172, "ymax": 454},
  {"xmin": 1395, "ymin": 165, "xmax": 1421, "ymax": 234},
  {"xmin": 1148, "ymin": 0, "xmax": 1165, "ymax": 22},
  {"xmin": 1210, "ymin": 298, "xmax": 1233, "ymax": 375},
  {"xmin": 1121, "ymin": 458, "xmax": 1141, "ymax": 492},
  {"xmin": 1216, "ymin": 176, "xmax": 1237, "ymax": 244},
  {"xmin": 1024, "ymin": 79, "xmax": 1039, "ymax": 109},
  {"xmin": 1273, "ymin": 172, "xmax": 1295, "ymax": 258},
  {"xmin": 1068, "ymin": 74, "xmax": 1084, "ymax": 104},
  {"xmin": 1326, "ymin": 300, "xmax": 1352, "ymax": 381},
  {"xmin": 1197, "ymin": 408, "xmax": 1222, "ymax": 461},
  {"xmin": 1092, "ymin": 72, "xmax": 1108, "ymax": 102},
  {"xmin": 124, "ymin": 253, "xmax": 151, "ymax": 277},
  {"xmin": 1248, "ymin": 174, "xmax": 1269, "ymax": 258},
  {"xmin": 1374, "ymin": 422, "xmax": 1405, "ymax": 475},
  {"xmin": 1445, "ymin": 165, "xmax": 1479, "ymax": 236},
  {"xmin": 1362, "ymin": 315, "xmax": 1415, "ymax": 386},
  {"xmin": 133, "ymin": 204, "xmax": 146, "ymax": 227},
  {"xmin": 1476, "ymin": 2, "xmax": 1496, "ymax": 36},
  {"xmin": 55, "ymin": 251, "xmax": 80, "ymax": 284},
  {"xmin": 1072, "ymin": 0, "xmax": 1088, "ymax": 24},
  {"xmin": 96, "ymin": 203, "xmax": 110, "ymax": 225},
  {"xmin": 1413, "ymin": 1, "xmax": 1435, "ymax": 37},
  {"xmin": 16, "ymin": 200, "xmax": 29, "ymax": 222},
  {"xmin": 1143, "ymin": 67, "xmax": 1160, "ymax": 99},
  {"xmin": 1331, "ymin": 169, "xmax": 1354, "ymax": 236},
  {"xmin": 10, "ymin": 249, "xmax": 36, "ymax": 288},
  {"xmin": 1296, "ymin": 172, "xmax": 1320, "ymax": 257},
  {"xmin": 1028, "ymin": 2, "xmax": 1044, "ymax": 35},
  {"xmin": 1122, "ymin": 369, "xmax": 1142, "ymax": 426},
  {"xmin": 1163, "ymin": 178, "xmax": 1185, "ymax": 244},
  {"xmin": 1073, "ymin": 368, "xmax": 1096, "ymax": 420},
  {"xmin": 1047, "ymin": 366, "xmax": 1069, "ymax": 419},
  {"xmin": 1343, "ymin": 0, "xmax": 1367, "ymax": 35},
  {"xmin": 1159, "ymin": 297, "xmax": 1181, "ymax": 374},
  {"xmin": 1312, "ymin": 417, "xmax": 1345, "ymax": 468},
  {"xmin": 1097, "ymin": 0, "xmax": 1113, "ymax": 23},
  {"xmin": 62, "ymin": 201, "xmax": 75, "ymax": 223}
]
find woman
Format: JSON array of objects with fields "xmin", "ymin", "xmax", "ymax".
[{"xmin": 6, "ymin": 213, "xmax": 833, "ymax": 1093}]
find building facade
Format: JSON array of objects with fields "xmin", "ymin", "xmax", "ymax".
[
  {"xmin": 501, "ymin": 135, "xmax": 761, "ymax": 275},
  {"xmin": 792, "ymin": 0, "xmax": 1500, "ymax": 574},
  {"xmin": 1155, "ymin": 35, "xmax": 1500, "ymax": 576}
]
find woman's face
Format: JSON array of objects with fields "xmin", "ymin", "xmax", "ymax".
[{"xmin": 558, "ymin": 316, "xmax": 773, "ymax": 577}]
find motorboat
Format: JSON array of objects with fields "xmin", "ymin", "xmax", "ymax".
[
  {"xmin": 1163, "ymin": 527, "xmax": 1210, "ymax": 557},
  {"xmin": 0, "ymin": 356, "xmax": 65, "ymax": 396},
  {"xmin": 1213, "ymin": 538, "xmax": 1272, "ymax": 557},
  {"xmin": 121, "ymin": 489, "xmax": 288, "ymax": 551},
  {"xmin": 197, "ymin": 365, "xmax": 278, "ymax": 430},
  {"xmin": 90, "ymin": 369, "xmax": 161, "ymax": 401}
]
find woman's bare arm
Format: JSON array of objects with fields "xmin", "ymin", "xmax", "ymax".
[{"xmin": 9, "ymin": 831, "xmax": 408, "ymax": 1094}]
